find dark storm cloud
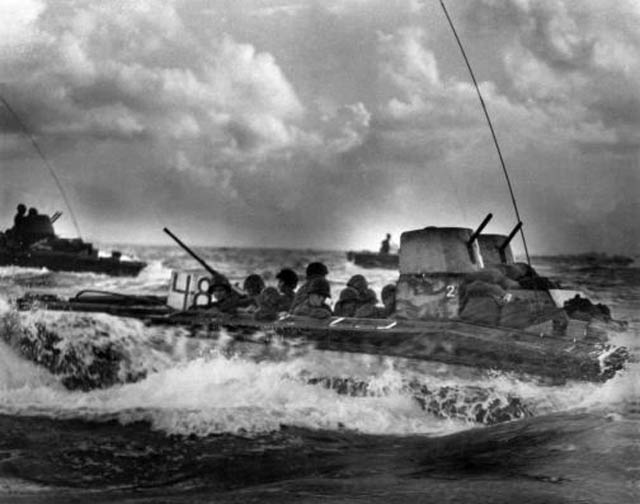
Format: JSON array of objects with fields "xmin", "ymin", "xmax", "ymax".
[{"xmin": 1, "ymin": 0, "xmax": 638, "ymax": 253}]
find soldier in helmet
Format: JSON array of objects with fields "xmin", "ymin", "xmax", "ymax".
[
  {"xmin": 290, "ymin": 262, "xmax": 330, "ymax": 311},
  {"xmin": 275, "ymin": 268, "xmax": 298, "ymax": 312},
  {"xmin": 333, "ymin": 286, "xmax": 359, "ymax": 317},
  {"xmin": 380, "ymin": 284, "xmax": 397, "ymax": 317},
  {"xmin": 253, "ymin": 287, "xmax": 282, "ymax": 322},
  {"xmin": 206, "ymin": 275, "xmax": 246, "ymax": 315},
  {"xmin": 241, "ymin": 273, "xmax": 266, "ymax": 310},
  {"xmin": 345, "ymin": 274, "xmax": 378, "ymax": 317},
  {"xmin": 291, "ymin": 277, "xmax": 333, "ymax": 319}
]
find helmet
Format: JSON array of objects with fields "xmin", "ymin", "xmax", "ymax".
[
  {"xmin": 308, "ymin": 277, "xmax": 331, "ymax": 298},
  {"xmin": 276, "ymin": 268, "xmax": 298, "ymax": 289},
  {"xmin": 381, "ymin": 284, "xmax": 396, "ymax": 302},
  {"xmin": 306, "ymin": 262, "xmax": 328, "ymax": 277},
  {"xmin": 243, "ymin": 274, "xmax": 265, "ymax": 296},
  {"xmin": 347, "ymin": 274, "xmax": 368, "ymax": 293},
  {"xmin": 259, "ymin": 286, "xmax": 281, "ymax": 307},
  {"xmin": 208, "ymin": 274, "xmax": 231, "ymax": 293},
  {"xmin": 338, "ymin": 286, "xmax": 359, "ymax": 302}
]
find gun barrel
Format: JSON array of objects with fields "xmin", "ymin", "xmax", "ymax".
[
  {"xmin": 468, "ymin": 213, "xmax": 493, "ymax": 244},
  {"xmin": 163, "ymin": 227, "xmax": 219, "ymax": 278},
  {"xmin": 500, "ymin": 221, "xmax": 523, "ymax": 251}
]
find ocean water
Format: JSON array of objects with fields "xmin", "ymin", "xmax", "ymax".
[{"xmin": 0, "ymin": 246, "xmax": 638, "ymax": 503}]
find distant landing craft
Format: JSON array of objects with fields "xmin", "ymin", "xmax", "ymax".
[{"xmin": 0, "ymin": 206, "xmax": 146, "ymax": 277}]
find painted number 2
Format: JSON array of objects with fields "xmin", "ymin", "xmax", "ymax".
[{"xmin": 445, "ymin": 284, "xmax": 458, "ymax": 298}]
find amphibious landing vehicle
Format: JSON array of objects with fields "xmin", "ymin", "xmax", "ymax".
[
  {"xmin": 15, "ymin": 220, "xmax": 629, "ymax": 385},
  {"xmin": 1, "ymin": 209, "xmax": 146, "ymax": 277}
]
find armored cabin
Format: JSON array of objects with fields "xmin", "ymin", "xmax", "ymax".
[
  {"xmin": 396, "ymin": 227, "xmax": 484, "ymax": 320},
  {"xmin": 394, "ymin": 225, "xmax": 561, "ymax": 331}
]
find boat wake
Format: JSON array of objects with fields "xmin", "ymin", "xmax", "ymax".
[{"xmin": 1, "ymin": 298, "xmax": 636, "ymax": 439}]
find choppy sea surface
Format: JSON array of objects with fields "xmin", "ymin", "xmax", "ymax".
[{"xmin": 0, "ymin": 245, "xmax": 638, "ymax": 503}]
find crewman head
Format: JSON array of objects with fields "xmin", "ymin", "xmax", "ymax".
[
  {"xmin": 339, "ymin": 286, "xmax": 359, "ymax": 302},
  {"xmin": 258, "ymin": 286, "xmax": 281, "ymax": 309},
  {"xmin": 347, "ymin": 274, "xmax": 368, "ymax": 294},
  {"xmin": 243, "ymin": 274, "xmax": 265, "ymax": 297},
  {"xmin": 16, "ymin": 204, "xmax": 26, "ymax": 215},
  {"xmin": 306, "ymin": 262, "xmax": 328, "ymax": 278},
  {"xmin": 335, "ymin": 286, "xmax": 359, "ymax": 316},
  {"xmin": 308, "ymin": 277, "xmax": 331, "ymax": 306},
  {"xmin": 276, "ymin": 268, "xmax": 298, "ymax": 291},
  {"xmin": 208, "ymin": 275, "xmax": 232, "ymax": 301},
  {"xmin": 381, "ymin": 284, "xmax": 397, "ymax": 312}
]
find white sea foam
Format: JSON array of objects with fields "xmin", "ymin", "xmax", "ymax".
[
  {"xmin": 0, "ymin": 312, "xmax": 634, "ymax": 438},
  {"xmin": 0, "ymin": 347, "xmax": 465, "ymax": 436},
  {"xmin": 0, "ymin": 265, "xmax": 49, "ymax": 278}
]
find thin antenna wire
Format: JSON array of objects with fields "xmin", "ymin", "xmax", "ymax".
[
  {"xmin": 439, "ymin": 0, "xmax": 531, "ymax": 264},
  {"xmin": 1, "ymin": 95, "xmax": 83, "ymax": 239}
]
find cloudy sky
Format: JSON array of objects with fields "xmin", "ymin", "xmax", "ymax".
[{"xmin": 1, "ymin": 0, "xmax": 638, "ymax": 254}]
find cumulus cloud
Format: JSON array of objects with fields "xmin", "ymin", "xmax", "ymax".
[
  {"xmin": 0, "ymin": 0, "xmax": 305, "ymax": 162},
  {"xmin": 0, "ymin": 0, "xmax": 47, "ymax": 53},
  {"xmin": 0, "ymin": 0, "xmax": 637, "ymax": 253},
  {"xmin": 376, "ymin": 26, "xmax": 521, "ymax": 168},
  {"xmin": 458, "ymin": 0, "xmax": 640, "ymax": 252},
  {"xmin": 467, "ymin": 0, "xmax": 640, "ymax": 152}
]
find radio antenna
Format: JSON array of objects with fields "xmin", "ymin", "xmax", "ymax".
[
  {"xmin": 0, "ymin": 94, "xmax": 83, "ymax": 239},
  {"xmin": 439, "ymin": 0, "xmax": 530, "ymax": 264}
]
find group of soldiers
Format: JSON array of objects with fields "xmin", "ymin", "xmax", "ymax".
[
  {"xmin": 4, "ymin": 203, "xmax": 57, "ymax": 248},
  {"xmin": 203, "ymin": 262, "xmax": 397, "ymax": 321}
]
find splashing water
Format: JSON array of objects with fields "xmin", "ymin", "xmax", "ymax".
[
  {"xmin": 1, "ymin": 302, "xmax": 636, "ymax": 438},
  {"xmin": 0, "ymin": 247, "xmax": 637, "ymax": 442}
]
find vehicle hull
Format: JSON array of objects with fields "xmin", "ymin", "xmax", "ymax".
[
  {"xmin": 346, "ymin": 251, "xmax": 399, "ymax": 269},
  {"xmin": 17, "ymin": 293, "xmax": 628, "ymax": 384},
  {"xmin": 0, "ymin": 250, "xmax": 146, "ymax": 276}
]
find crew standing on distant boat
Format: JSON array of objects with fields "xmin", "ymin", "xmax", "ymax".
[
  {"xmin": 380, "ymin": 233, "xmax": 391, "ymax": 254},
  {"xmin": 20, "ymin": 207, "xmax": 55, "ymax": 246},
  {"xmin": 26, "ymin": 207, "xmax": 38, "ymax": 224},
  {"xmin": 13, "ymin": 203, "xmax": 26, "ymax": 233},
  {"xmin": 10, "ymin": 203, "xmax": 27, "ymax": 245}
]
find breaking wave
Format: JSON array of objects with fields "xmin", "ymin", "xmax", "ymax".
[{"xmin": 1, "ymin": 295, "xmax": 636, "ymax": 439}]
